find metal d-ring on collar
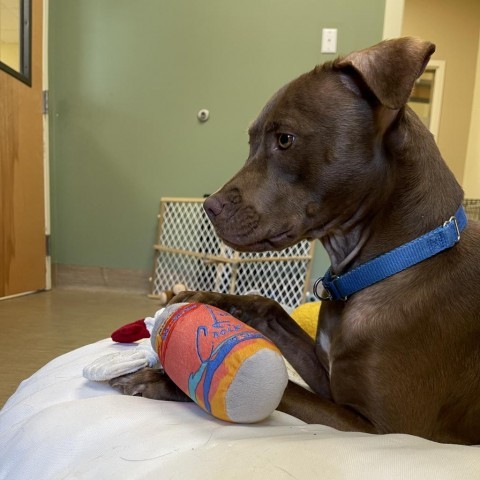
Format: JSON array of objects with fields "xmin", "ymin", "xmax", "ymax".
[
  {"xmin": 313, "ymin": 206, "xmax": 468, "ymax": 302},
  {"xmin": 313, "ymin": 275, "xmax": 342, "ymax": 301}
]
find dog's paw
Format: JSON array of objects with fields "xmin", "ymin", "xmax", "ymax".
[
  {"xmin": 169, "ymin": 290, "xmax": 272, "ymax": 324},
  {"xmin": 109, "ymin": 367, "xmax": 160, "ymax": 396},
  {"xmin": 109, "ymin": 367, "xmax": 191, "ymax": 402},
  {"xmin": 170, "ymin": 290, "xmax": 226, "ymax": 308}
]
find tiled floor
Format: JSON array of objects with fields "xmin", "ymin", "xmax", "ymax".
[{"xmin": 0, "ymin": 288, "xmax": 161, "ymax": 407}]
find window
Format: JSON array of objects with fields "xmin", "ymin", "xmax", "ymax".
[{"xmin": 0, "ymin": 0, "xmax": 31, "ymax": 85}]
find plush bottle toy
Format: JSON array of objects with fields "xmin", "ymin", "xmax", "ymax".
[{"xmin": 84, "ymin": 303, "xmax": 288, "ymax": 423}]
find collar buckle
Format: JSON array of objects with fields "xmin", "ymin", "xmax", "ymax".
[{"xmin": 444, "ymin": 215, "xmax": 461, "ymax": 242}]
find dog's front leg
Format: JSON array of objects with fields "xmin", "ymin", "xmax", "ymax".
[
  {"xmin": 170, "ymin": 291, "xmax": 331, "ymax": 398},
  {"xmin": 279, "ymin": 381, "xmax": 377, "ymax": 433},
  {"xmin": 110, "ymin": 367, "xmax": 191, "ymax": 402}
]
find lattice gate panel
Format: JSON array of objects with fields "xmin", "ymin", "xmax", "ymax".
[
  {"xmin": 464, "ymin": 199, "xmax": 480, "ymax": 222},
  {"xmin": 150, "ymin": 198, "xmax": 315, "ymax": 309}
]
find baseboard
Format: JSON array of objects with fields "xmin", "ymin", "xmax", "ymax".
[{"xmin": 52, "ymin": 264, "xmax": 151, "ymax": 294}]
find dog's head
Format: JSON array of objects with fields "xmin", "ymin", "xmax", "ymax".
[{"xmin": 204, "ymin": 37, "xmax": 435, "ymax": 252}]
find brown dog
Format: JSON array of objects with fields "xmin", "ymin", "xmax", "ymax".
[{"xmin": 111, "ymin": 37, "xmax": 480, "ymax": 445}]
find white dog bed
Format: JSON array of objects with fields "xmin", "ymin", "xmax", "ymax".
[{"xmin": 1, "ymin": 339, "xmax": 479, "ymax": 479}]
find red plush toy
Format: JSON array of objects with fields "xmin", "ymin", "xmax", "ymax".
[{"xmin": 111, "ymin": 319, "xmax": 150, "ymax": 343}]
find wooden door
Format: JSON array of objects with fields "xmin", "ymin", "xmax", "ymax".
[{"xmin": 0, "ymin": 0, "xmax": 46, "ymax": 298}]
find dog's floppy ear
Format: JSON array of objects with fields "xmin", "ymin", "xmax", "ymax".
[{"xmin": 335, "ymin": 37, "xmax": 436, "ymax": 109}]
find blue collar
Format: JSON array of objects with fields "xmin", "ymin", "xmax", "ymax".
[{"xmin": 314, "ymin": 206, "xmax": 468, "ymax": 301}]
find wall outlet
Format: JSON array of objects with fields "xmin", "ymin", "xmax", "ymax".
[{"xmin": 321, "ymin": 28, "xmax": 337, "ymax": 54}]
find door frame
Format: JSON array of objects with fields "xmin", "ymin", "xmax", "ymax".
[
  {"xmin": 383, "ymin": 0, "xmax": 404, "ymax": 40},
  {"xmin": 425, "ymin": 60, "xmax": 446, "ymax": 142},
  {"xmin": 43, "ymin": 0, "xmax": 51, "ymax": 290},
  {"xmin": 1, "ymin": 0, "xmax": 50, "ymax": 300}
]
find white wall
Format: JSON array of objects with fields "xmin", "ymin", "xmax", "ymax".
[
  {"xmin": 402, "ymin": 0, "xmax": 480, "ymax": 184},
  {"xmin": 463, "ymin": 34, "xmax": 480, "ymax": 198}
]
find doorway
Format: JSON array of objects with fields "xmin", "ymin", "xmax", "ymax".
[
  {"xmin": 407, "ymin": 60, "xmax": 446, "ymax": 142},
  {"xmin": 0, "ymin": 0, "xmax": 49, "ymax": 299}
]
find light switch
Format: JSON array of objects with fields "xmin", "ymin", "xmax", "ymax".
[{"xmin": 321, "ymin": 28, "xmax": 337, "ymax": 54}]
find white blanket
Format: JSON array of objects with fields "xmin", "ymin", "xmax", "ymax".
[{"xmin": 1, "ymin": 339, "xmax": 479, "ymax": 479}]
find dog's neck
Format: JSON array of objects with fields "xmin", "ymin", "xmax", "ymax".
[
  {"xmin": 322, "ymin": 209, "xmax": 373, "ymax": 275},
  {"xmin": 320, "ymin": 206, "xmax": 467, "ymax": 300},
  {"xmin": 320, "ymin": 109, "xmax": 464, "ymax": 276}
]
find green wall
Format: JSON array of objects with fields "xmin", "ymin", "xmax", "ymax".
[{"xmin": 49, "ymin": 0, "xmax": 386, "ymax": 284}]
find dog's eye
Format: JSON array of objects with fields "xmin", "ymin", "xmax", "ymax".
[{"xmin": 277, "ymin": 133, "xmax": 294, "ymax": 150}]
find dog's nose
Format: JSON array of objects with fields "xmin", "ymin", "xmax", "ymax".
[{"xmin": 203, "ymin": 195, "xmax": 224, "ymax": 220}]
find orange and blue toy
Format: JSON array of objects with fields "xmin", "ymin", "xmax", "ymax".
[{"xmin": 152, "ymin": 303, "xmax": 288, "ymax": 423}]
